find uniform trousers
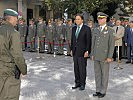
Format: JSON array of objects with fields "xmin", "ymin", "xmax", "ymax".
[
  {"xmin": 0, "ymin": 76, "xmax": 21, "ymax": 100},
  {"xmin": 94, "ymin": 60, "xmax": 109, "ymax": 94}
]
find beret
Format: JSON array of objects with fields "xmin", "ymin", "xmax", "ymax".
[{"xmin": 4, "ymin": 9, "xmax": 18, "ymax": 16}]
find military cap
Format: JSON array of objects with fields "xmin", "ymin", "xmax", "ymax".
[
  {"xmin": 97, "ymin": 12, "xmax": 108, "ymax": 18},
  {"xmin": 124, "ymin": 18, "xmax": 129, "ymax": 21},
  {"xmin": 4, "ymin": 9, "xmax": 18, "ymax": 16}
]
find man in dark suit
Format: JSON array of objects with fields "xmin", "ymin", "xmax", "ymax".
[
  {"xmin": 71, "ymin": 14, "xmax": 91, "ymax": 90},
  {"xmin": 125, "ymin": 21, "xmax": 133, "ymax": 64}
]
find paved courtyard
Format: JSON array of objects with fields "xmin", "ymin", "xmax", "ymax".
[{"xmin": 20, "ymin": 52, "xmax": 133, "ymax": 100}]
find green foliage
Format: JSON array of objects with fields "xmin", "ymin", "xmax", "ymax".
[{"xmin": 43, "ymin": 0, "xmax": 132, "ymax": 16}]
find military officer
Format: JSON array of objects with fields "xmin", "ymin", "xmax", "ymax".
[
  {"xmin": 55, "ymin": 19, "xmax": 65, "ymax": 55},
  {"xmin": 37, "ymin": 17, "xmax": 46, "ymax": 53},
  {"xmin": 18, "ymin": 18, "xmax": 27, "ymax": 51},
  {"xmin": 91, "ymin": 12, "xmax": 115, "ymax": 98},
  {"xmin": 28, "ymin": 19, "xmax": 36, "ymax": 52},
  {"xmin": 46, "ymin": 20, "xmax": 55, "ymax": 54},
  {"xmin": 0, "ymin": 9, "xmax": 27, "ymax": 100},
  {"xmin": 65, "ymin": 19, "xmax": 73, "ymax": 56}
]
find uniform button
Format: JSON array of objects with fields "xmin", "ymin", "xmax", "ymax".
[{"xmin": 99, "ymin": 37, "xmax": 100, "ymax": 38}]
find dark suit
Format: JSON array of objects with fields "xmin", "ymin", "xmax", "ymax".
[
  {"xmin": 71, "ymin": 24, "xmax": 91, "ymax": 86},
  {"xmin": 125, "ymin": 28, "xmax": 133, "ymax": 61}
]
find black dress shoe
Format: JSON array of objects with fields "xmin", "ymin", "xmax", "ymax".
[
  {"xmin": 79, "ymin": 85, "xmax": 85, "ymax": 90},
  {"xmin": 72, "ymin": 84, "xmax": 80, "ymax": 89},
  {"xmin": 126, "ymin": 61, "xmax": 131, "ymax": 64},
  {"xmin": 98, "ymin": 93, "xmax": 106, "ymax": 98},
  {"xmin": 131, "ymin": 61, "xmax": 133, "ymax": 64},
  {"xmin": 93, "ymin": 92, "xmax": 101, "ymax": 97}
]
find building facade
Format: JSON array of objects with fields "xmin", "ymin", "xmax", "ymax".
[{"xmin": 0, "ymin": 0, "xmax": 43, "ymax": 24}]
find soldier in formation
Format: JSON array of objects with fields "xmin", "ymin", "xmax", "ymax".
[
  {"xmin": 46, "ymin": 20, "xmax": 55, "ymax": 54},
  {"xmin": 28, "ymin": 19, "xmax": 36, "ymax": 52},
  {"xmin": 18, "ymin": 18, "xmax": 27, "ymax": 51},
  {"xmin": 36, "ymin": 17, "xmax": 46, "ymax": 53}
]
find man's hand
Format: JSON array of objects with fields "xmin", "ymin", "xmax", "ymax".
[
  {"xmin": 125, "ymin": 43, "xmax": 127, "ymax": 46},
  {"xmin": 20, "ymin": 74, "xmax": 26, "ymax": 79},
  {"xmin": 70, "ymin": 51, "xmax": 73, "ymax": 57},
  {"xmin": 84, "ymin": 51, "xmax": 89, "ymax": 58},
  {"xmin": 91, "ymin": 56, "xmax": 94, "ymax": 60},
  {"xmin": 42, "ymin": 35, "xmax": 45, "ymax": 38},
  {"xmin": 115, "ymin": 37, "xmax": 119, "ymax": 40},
  {"xmin": 106, "ymin": 58, "xmax": 113, "ymax": 63}
]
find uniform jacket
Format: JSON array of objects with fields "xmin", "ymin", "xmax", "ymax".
[
  {"xmin": 28, "ymin": 24, "xmax": 36, "ymax": 38},
  {"xmin": 0, "ymin": 22, "xmax": 27, "ymax": 76},
  {"xmin": 37, "ymin": 22, "xmax": 46, "ymax": 37},
  {"xmin": 91, "ymin": 25, "xmax": 115, "ymax": 61},
  {"xmin": 113, "ymin": 25, "xmax": 125, "ymax": 46},
  {"xmin": 46, "ymin": 25, "xmax": 55, "ymax": 41},
  {"xmin": 125, "ymin": 27, "xmax": 133, "ymax": 46},
  {"xmin": 71, "ymin": 25, "xmax": 91, "ymax": 57},
  {"xmin": 55, "ymin": 24, "xmax": 66, "ymax": 40},
  {"xmin": 18, "ymin": 24, "xmax": 27, "ymax": 37}
]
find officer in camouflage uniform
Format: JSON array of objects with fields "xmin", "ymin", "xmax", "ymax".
[
  {"xmin": 91, "ymin": 12, "xmax": 115, "ymax": 98},
  {"xmin": 46, "ymin": 20, "xmax": 55, "ymax": 54},
  {"xmin": 18, "ymin": 18, "xmax": 27, "ymax": 51},
  {"xmin": 28, "ymin": 19, "xmax": 36, "ymax": 52},
  {"xmin": 37, "ymin": 17, "xmax": 46, "ymax": 53},
  {"xmin": 0, "ymin": 9, "xmax": 27, "ymax": 100},
  {"xmin": 55, "ymin": 19, "xmax": 65, "ymax": 55},
  {"xmin": 65, "ymin": 19, "xmax": 73, "ymax": 56}
]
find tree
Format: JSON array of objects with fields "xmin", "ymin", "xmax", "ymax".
[{"xmin": 43, "ymin": 0, "xmax": 133, "ymax": 19}]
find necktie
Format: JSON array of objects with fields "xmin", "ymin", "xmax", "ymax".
[
  {"xmin": 116, "ymin": 26, "xmax": 118, "ymax": 33},
  {"xmin": 75, "ymin": 26, "xmax": 80, "ymax": 39},
  {"xmin": 100, "ymin": 26, "xmax": 102, "ymax": 32}
]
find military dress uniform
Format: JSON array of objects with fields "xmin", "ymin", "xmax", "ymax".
[
  {"xmin": 91, "ymin": 12, "xmax": 115, "ymax": 97},
  {"xmin": 18, "ymin": 23, "xmax": 27, "ymax": 50},
  {"xmin": 65, "ymin": 24, "xmax": 73, "ymax": 55},
  {"xmin": 55, "ymin": 24, "xmax": 65, "ymax": 55},
  {"xmin": 28, "ymin": 24, "xmax": 36, "ymax": 51},
  {"xmin": 46, "ymin": 24, "xmax": 55, "ymax": 54},
  {"xmin": 37, "ymin": 22, "xmax": 46, "ymax": 52},
  {"xmin": 0, "ymin": 9, "xmax": 27, "ymax": 100}
]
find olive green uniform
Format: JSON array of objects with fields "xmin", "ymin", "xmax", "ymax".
[
  {"xmin": 28, "ymin": 24, "xmax": 36, "ymax": 51},
  {"xmin": 55, "ymin": 24, "xmax": 65, "ymax": 54},
  {"xmin": 18, "ymin": 24, "xmax": 27, "ymax": 50},
  {"xmin": 65, "ymin": 24, "xmax": 73, "ymax": 54},
  {"xmin": 91, "ymin": 26, "xmax": 115, "ymax": 94},
  {"xmin": 46, "ymin": 25, "xmax": 55, "ymax": 53},
  {"xmin": 0, "ymin": 22, "xmax": 27, "ymax": 100},
  {"xmin": 37, "ymin": 22, "xmax": 46, "ymax": 52}
]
